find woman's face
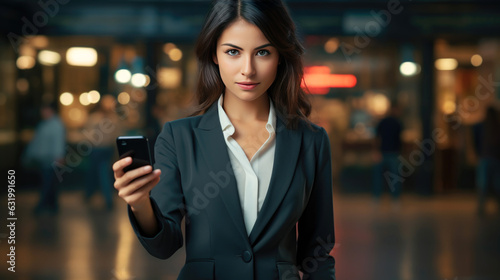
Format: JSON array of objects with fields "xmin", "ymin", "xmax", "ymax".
[{"xmin": 214, "ymin": 19, "xmax": 279, "ymax": 103}]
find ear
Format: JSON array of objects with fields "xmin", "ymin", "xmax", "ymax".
[{"xmin": 213, "ymin": 53, "xmax": 218, "ymax": 65}]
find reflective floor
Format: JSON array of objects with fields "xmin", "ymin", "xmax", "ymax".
[{"xmin": 0, "ymin": 189, "xmax": 499, "ymax": 280}]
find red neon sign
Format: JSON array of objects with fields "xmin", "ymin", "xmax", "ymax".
[{"xmin": 302, "ymin": 66, "xmax": 357, "ymax": 94}]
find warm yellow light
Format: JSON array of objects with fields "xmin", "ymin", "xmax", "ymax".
[
  {"xmin": 442, "ymin": 101, "xmax": 456, "ymax": 114},
  {"xmin": 471, "ymin": 54, "xmax": 483, "ymax": 67},
  {"xmin": 400, "ymin": 62, "xmax": 419, "ymax": 76},
  {"xmin": 60, "ymin": 92, "xmax": 74, "ymax": 106},
  {"xmin": 68, "ymin": 108, "xmax": 84, "ymax": 121},
  {"xmin": 324, "ymin": 38, "xmax": 339, "ymax": 54},
  {"xmin": 131, "ymin": 73, "xmax": 147, "ymax": 87},
  {"xmin": 158, "ymin": 67, "xmax": 182, "ymax": 89},
  {"xmin": 143, "ymin": 75, "xmax": 151, "ymax": 87},
  {"xmin": 29, "ymin": 35, "xmax": 49, "ymax": 48},
  {"xmin": 79, "ymin": 92, "xmax": 90, "ymax": 106},
  {"xmin": 115, "ymin": 69, "xmax": 131, "ymax": 84},
  {"xmin": 66, "ymin": 47, "xmax": 98, "ymax": 67},
  {"xmin": 38, "ymin": 50, "xmax": 61, "ymax": 66},
  {"xmin": 163, "ymin": 43, "xmax": 176, "ymax": 54},
  {"xmin": 19, "ymin": 45, "xmax": 36, "ymax": 57},
  {"xmin": 369, "ymin": 93, "xmax": 390, "ymax": 116},
  {"xmin": 88, "ymin": 90, "xmax": 100, "ymax": 104},
  {"xmin": 168, "ymin": 48, "xmax": 183, "ymax": 61},
  {"xmin": 435, "ymin": 58, "xmax": 458, "ymax": 71},
  {"xmin": 16, "ymin": 56, "xmax": 35, "ymax": 69},
  {"xmin": 118, "ymin": 92, "xmax": 130, "ymax": 105}
]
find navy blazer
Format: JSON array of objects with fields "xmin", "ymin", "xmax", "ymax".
[{"xmin": 129, "ymin": 101, "xmax": 336, "ymax": 280}]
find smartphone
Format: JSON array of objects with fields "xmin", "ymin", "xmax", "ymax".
[{"xmin": 116, "ymin": 136, "xmax": 153, "ymax": 173}]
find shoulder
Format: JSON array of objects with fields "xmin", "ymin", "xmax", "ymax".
[
  {"xmin": 292, "ymin": 119, "xmax": 332, "ymax": 162},
  {"xmin": 293, "ymin": 119, "xmax": 330, "ymax": 145},
  {"xmin": 296, "ymin": 118, "xmax": 327, "ymax": 134},
  {"xmin": 157, "ymin": 113, "xmax": 213, "ymax": 141},
  {"xmin": 166, "ymin": 114, "xmax": 204, "ymax": 131},
  {"xmin": 155, "ymin": 115, "xmax": 206, "ymax": 149}
]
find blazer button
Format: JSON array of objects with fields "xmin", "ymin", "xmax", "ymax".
[{"xmin": 242, "ymin": 251, "xmax": 252, "ymax": 263}]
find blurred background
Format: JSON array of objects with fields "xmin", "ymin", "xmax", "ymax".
[{"xmin": 0, "ymin": 0, "xmax": 500, "ymax": 279}]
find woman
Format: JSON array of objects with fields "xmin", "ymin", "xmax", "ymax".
[{"xmin": 113, "ymin": 0, "xmax": 336, "ymax": 279}]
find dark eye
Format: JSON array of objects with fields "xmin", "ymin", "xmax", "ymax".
[
  {"xmin": 256, "ymin": 50, "xmax": 270, "ymax": 56},
  {"xmin": 226, "ymin": 49, "xmax": 239, "ymax": 56}
]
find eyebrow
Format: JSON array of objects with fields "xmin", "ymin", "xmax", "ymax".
[{"xmin": 221, "ymin": 43, "xmax": 273, "ymax": 50}]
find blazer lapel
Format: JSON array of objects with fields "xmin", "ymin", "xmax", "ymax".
[
  {"xmin": 193, "ymin": 102, "xmax": 249, "ymax": 242},
  {"xmin": 249, "ymin": 115, "xmax": 302, "ymax": 245}
]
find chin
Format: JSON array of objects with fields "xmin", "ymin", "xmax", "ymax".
[
  {"xmin": 228, "ymin": 88, "xmax": 267, "ymax": 102},
  {"xmin": 236, "ymin": 92, "xmax": 267, "ymax": 102}
]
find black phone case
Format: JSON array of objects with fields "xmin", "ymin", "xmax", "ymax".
[{"xmin": 116, "ymin": 136, "xmax": 153, "ymax": 173}]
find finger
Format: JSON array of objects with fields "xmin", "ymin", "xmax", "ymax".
[
  {"xmin": 113, "ymin": 157, "xmax": 132, "ymax": 179},
  {"xmin": 114, "ymin": 165, "xmax": 151, "ymax": 191},
  {"xmin": 124, "ymin": 174, "xmax": 161, "ymax": 206},
  {"xmin": 119, "ymin": 169, "xmax": 160, "ymax": 197},
  {"xmin": 120, "ymin": 165, "xmax": 154, "ymax": 187},
  {"xmin": 127, "ymin": 169, "xmax": 160, "ymax": 194}
]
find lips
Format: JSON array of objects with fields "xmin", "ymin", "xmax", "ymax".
[{"xmin": 236, "ymin": 82, "xmax": 259, "ymax": 90}]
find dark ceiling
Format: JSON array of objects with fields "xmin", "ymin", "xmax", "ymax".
[{"xmin": 1, "ymin": 0, "xmax": 500, "ymax": 43}]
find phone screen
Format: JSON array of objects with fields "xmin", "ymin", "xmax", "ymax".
[{"xmin": 116, "ymin": 136, "xmax": 153, "ymax": 173}]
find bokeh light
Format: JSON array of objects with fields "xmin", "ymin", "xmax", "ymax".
[
  {"xmin": 68, "ymin": 107, "xmax": 84, "ymax": 121},
  {"xmin": 324, "ymin": 38, "xmax": 339, "ymax": 53},
  {"xmin": 399, "ymin": 62, "xmax": 419, "ymax": 76},
  {"xmin": 66, "ymin": 47, "xmax": 98, "ymax": 67},
  {"xmin": 79, "ymin": 92, "xmax": 90, "ymax": 106},
  {"xmin": 368, "ymin": 93, "xmax": 390, "ymax": 116},
  {"xmin": 435, "ymin": 58, "xmax": 458, "ymax": 71},
  {"xmin": 29, "ymin": 35, "xmax": 49, "ymax": 48},
  {"xmin": 115, "ymin": 69, "xmax": 132, "ymax": 84},
  {"xmin": 60, "ymin": 92, "xmax": 74, "ymax": 106},
  {"xmin": 88, "ymin": 90, "xmax": 101, "ymax": 104},
  {"xmin": 168, "ymin": 48, "xmax": 183, "ymax": 61},
  {"xmin": 118, "ymin": 92, "xmax": 131, "ymax": 105},
  {"xmin": 131, "ymin": 73, "xmax": 147, "ymax": 87},
  {"xmin": 16, "ymin": 56, "xmax": 36, "ymax": 69},
  {"xmin": 163, "ymin": 43, "xmax": 176, "ymax": 54},
  {"xmin": 471, "ymin": 54, "xmax": 483, "ymax": 67},
  {"xmin": 38, "ymin": 50, "xmax": 61, "ymax": 66}
]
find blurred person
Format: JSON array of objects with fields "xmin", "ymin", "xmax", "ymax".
[
  {"xmin": 438, "ymin": 111, "xmax": 461, "ymax": 192},
  {"xmin": 85, "ymin": 95, "xmax": 122, "ymax": 210},
  {"xmin": 22, "ymin": 102, "xmax": 66, "ymax": 214},
  {"xmin": 473, "ymin": 106, "xmax": 500, "ymax": 215},
  {"xmin": 112, "ymin": 0, "xmax": 336, "ymax": 279},
  {"xmin": 372, "ymin": 102, "xmax": 403, "ymax": 203}
]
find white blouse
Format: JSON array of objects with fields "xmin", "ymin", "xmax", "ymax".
[{"xmin": 217, "ymin": 94, "xmax": 277, "ymax": 236}]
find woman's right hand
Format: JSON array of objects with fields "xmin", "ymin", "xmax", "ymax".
[{"xmin": 113, "ymin": 157, "xmax": 162, "ymax": 211}]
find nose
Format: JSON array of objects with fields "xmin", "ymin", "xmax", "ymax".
[{"xmin": 241, "ymin": 55, "xmax": 255, "ymax": 77}]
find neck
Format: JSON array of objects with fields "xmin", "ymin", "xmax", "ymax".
[{"xmin": 222, "ymin": 92, "xmax": 269, "ymax": 123}]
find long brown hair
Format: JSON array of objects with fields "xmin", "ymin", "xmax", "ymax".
[{"xmin": 191, "ymin": 0, "xmax": 311, "ymax": 129}]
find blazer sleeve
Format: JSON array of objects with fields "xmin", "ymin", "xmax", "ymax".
[
  {"xmin": 297, "ymin": 127, "xmax": 336, "ymax": 279},
  {"xmin": 128, "ymin": 122, "xmax": 185, "ymax": 259}
]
